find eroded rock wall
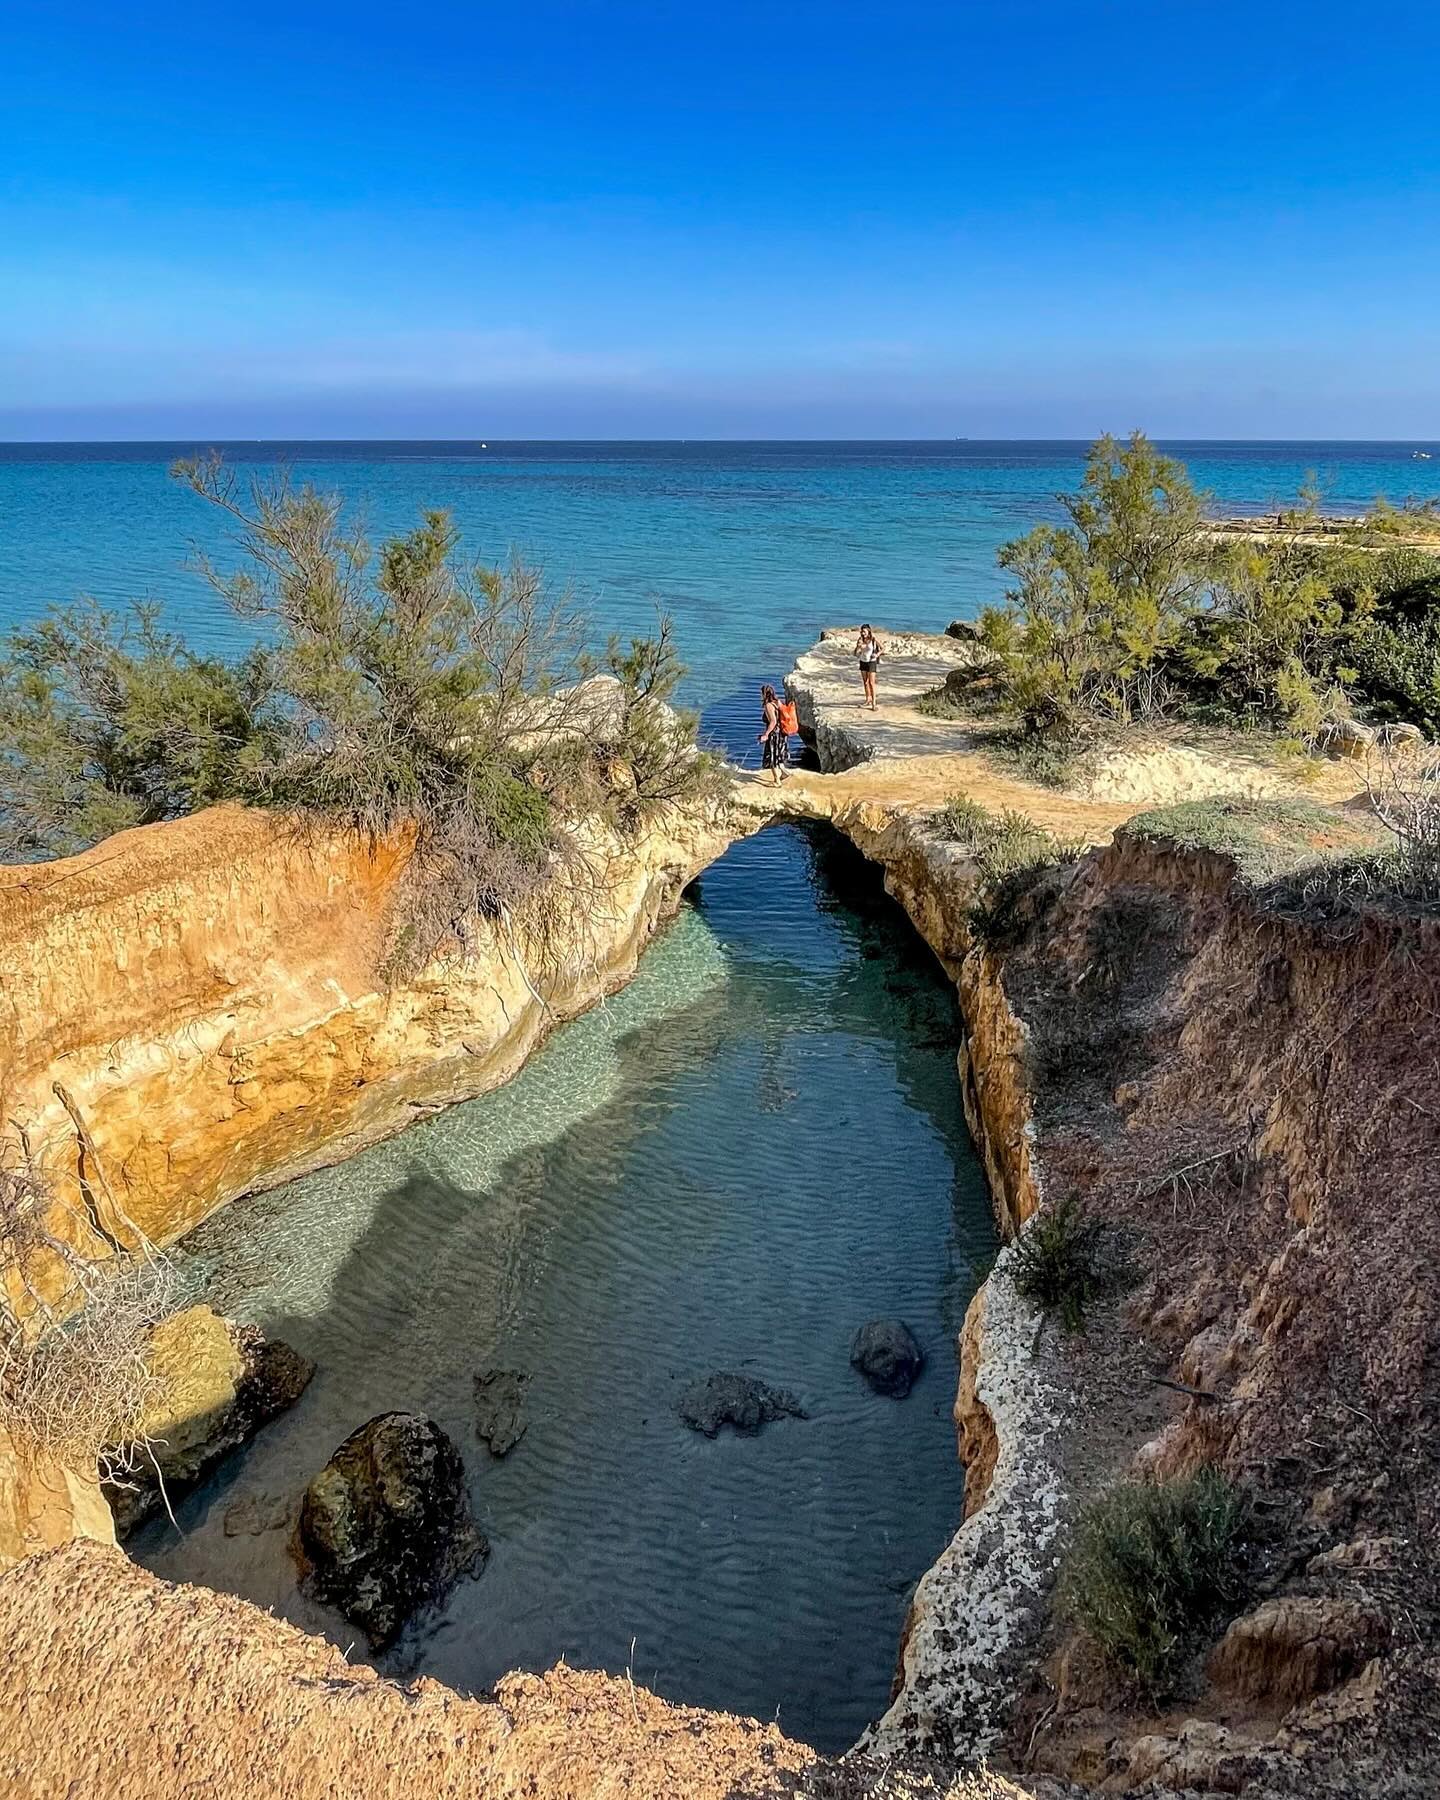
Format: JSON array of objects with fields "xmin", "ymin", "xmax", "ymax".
[
  {"xmin": 0, "ymin": 800, "xmax": 735, "ymax": 1263},
  {"xmin": 0, "ymin": 1430, "xmax": 115, "ymax": 1570},
  {"xmin": 818, "ymin": 793, "xmax": 1440, "ymax": 1789}
]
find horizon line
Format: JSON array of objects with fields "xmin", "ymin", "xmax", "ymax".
[{"xmin": 3, "ymin": 434, "xmax": 1438, "ymax": 449}]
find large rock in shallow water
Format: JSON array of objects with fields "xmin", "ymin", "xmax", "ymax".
[
  {"xmin": 677, "ymin": 1372, "xmax": 807, "ymax": 1437},
  {"xmin": 850, "ymin": 1319, "xmax": 924, "ymax": 1397},
  {"xmin": 295, "ymin": 1412, "xmax": 486, "ymax": 1649}
]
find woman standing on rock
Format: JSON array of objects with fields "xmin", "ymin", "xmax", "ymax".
[
  {"xmin": 853, "ymin": 624, "xmax": 882, "ymax": 711},
  {"xmin": 758, "ymin": 684, "xmax": 787, "ymax": 785}
]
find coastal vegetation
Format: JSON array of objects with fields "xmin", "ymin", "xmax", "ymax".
[
  {"xmin": 1060, "ymin": 1469, "xmax": 1249, "ymax": 1688},
  {"xmin": 939, "ymin": 432, "xmax": 1440, "ymax": 778},
  {"xmin": 1127, "ymin": 785, "xmax": 1440, "ymax": 920},
  {"xmin": 933, "ymin": 791, "xmax": 1084, "ymax": 947},
  {"xmin": 0, "ymin": 459, "xmax": 720, "ymax": 972},
  {"xmin": 1007, "ymin": 1197, "xmax": 1130, "ymax": 1334}
]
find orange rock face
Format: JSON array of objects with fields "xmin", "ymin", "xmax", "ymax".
[
  {"xmin": 0, "ymin": 801, "xmax": 734, "ymax": 1271},
  {"xmin": 0, "ymin": 1430, "xmax": 115, "ymax": 1571}
]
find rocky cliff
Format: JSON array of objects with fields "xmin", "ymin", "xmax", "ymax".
[
  {"xmin": 765, "ymin": 632, "xmax": 1437, "ymax": 1792},
  {"xmin": 0, "ymin": 798, "xmax": 735, "ymax": 1265},
  {"xmin": 2, "ymin": 624, "xmax": 1435, "ymax": 1797}
]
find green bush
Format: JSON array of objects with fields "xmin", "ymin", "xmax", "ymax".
[
  {"xmin": 1346, "ymin": 610, "xmax": 1440, "ymax": 735},
  {"xmin": 935, "ymin": 793, "xmax": 994, "ymax": 843},
  {"xmin": 914, "ymin": 683, "xmax": 969, "ymax": 720},
  {"xmin": 933, "ymin": 792, "xmax": 1085, "ymax": 948},
  {"xmin": 982, "ymin": 432, "xmax": 1208, "ymax": 730},
  {"xmin": 1061, "ymin": 1469, "xmax": 1248, "ymax": 1687},
  {"xmin": 1008, "ymin": 1197, "xmax": 1127, "ymax": 1332},
  {"xmin": 0, "ymin": 459, "xmax": 714, "ymax": 980},
  {"xmin": 0, "ymin": 601, "xmax": 274, "ymax": 857},
  {"xmin": 976, "ymin": 433, "xmax": 1440, "ymax": 742}
]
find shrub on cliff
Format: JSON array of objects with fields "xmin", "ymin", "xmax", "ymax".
[
  {"xmin": 1338, "ymin": 549, "xmax": 1440, "ymax": 735},
  {"xmin": 934, "ymin": 791, "xmax": 1085, "ymax": 948},
  {"xmin": 979, "ymin": 432, "xmax": 1209, "ymax": 733},
  {"xmin": 1061, "ymin": 1469, "xmax": 1249, "ymax": 1688},
  {"xmin": 0, "ymin": 459, "xmax": 718, "ymax": 974},
  {"xmin": 975, "ymin": 435, "xmax": 1440, "ymax": 748},
  {"xmin": 0, "ymin": 600, "xmax": 275, "ymax": 858},
  {"xmin": 1008, "ymin": 1197, "xmax": 1131, "ymax": 1332}
]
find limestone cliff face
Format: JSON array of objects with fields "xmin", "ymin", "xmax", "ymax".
[
  {"xmin": 0, "ymin": 799, "xmax": 735, "ymax": 1261},
  {"xmin": 865, "ymin": 1245, "xmax": 1061, "ymax": 1766}
]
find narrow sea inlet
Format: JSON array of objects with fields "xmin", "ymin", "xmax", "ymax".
[{"xmin": 134, "ymin": 821, "xmax": 996, "ymax": 1751}]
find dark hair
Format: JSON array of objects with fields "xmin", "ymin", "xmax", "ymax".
[
  {"xmin": 760, "ymin": 683, "xmax": 778, "ymax": 703},
  {"xmin": 860, "ymin": 622, "xmax": 873, "ymax": 634}
]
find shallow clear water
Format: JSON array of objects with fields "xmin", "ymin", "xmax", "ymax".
[
  {"xmin": 133, "ymin": 820, "xmax": 996, "ymax": 1751},
  {"xmin": 3, "ymin": 439, "xmax": 1435, "ymax": 698}
]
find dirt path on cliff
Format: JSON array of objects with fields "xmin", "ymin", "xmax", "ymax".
[{"xmin": 735, "ymin": 741, "xmax": 1367, "ymax": 846}]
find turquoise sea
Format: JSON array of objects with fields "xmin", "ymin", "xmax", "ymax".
[{"xmin": 2, "ymin": 440, "xmax": 1436, "ymax": 704}]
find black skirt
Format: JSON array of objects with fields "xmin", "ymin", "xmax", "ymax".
[{"xmin": 763, "ymin": 730, "xmax": 788, "ymax": 770}]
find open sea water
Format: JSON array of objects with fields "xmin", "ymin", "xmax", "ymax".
[{"xmin": 2, "ymin": 440, "xmax": 1435, "ymax": 706}]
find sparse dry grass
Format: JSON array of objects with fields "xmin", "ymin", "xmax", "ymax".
[
  {"xmin": 0, "ymin": 1148, "xmax": 178, "ymax": 1480},
  {"xmin": 933, "ymin": 792, "xmax": 1085, "ymax": 948}
]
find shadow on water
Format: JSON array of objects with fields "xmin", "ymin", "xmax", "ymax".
[{"xmin": 133, "ymin": 817, "xmax": 996, "ymax": 1754}]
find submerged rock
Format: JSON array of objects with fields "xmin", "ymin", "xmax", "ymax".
[
  {"xmin": 104, "ymin": 1306, "xmax": 315, "ymax": 1535},
  {"xmin": 222, "ymin": 1491, "xmax": 291, "ymax": 1537},
  {"xmin": 294, "ymin": 1412, "xmax": 486, "ymax": 1649},
  {"xmin": 473, "ymin": 1369, "xmax": 530, "ymax": 1457},
  {"xmin": 850, "ymin": 1319, "xmax": 924, "ymax": 1397},
  {"xmin": 677, "ymin": 1372, "xmax": 807, "ymax": 1437}
]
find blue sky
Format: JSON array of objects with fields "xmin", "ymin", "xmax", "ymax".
[{"xmin": 3, "ymin": 0, "xmax": 1439, "ymax": 439}]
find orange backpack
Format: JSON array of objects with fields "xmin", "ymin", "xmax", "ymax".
[{"xmin": 777, "ymin": 698, "xmax": 799, "ymax": 735}]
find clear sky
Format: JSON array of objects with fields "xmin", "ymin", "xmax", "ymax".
[{"xmin": 3, "ymin": 0, "xmax": 1439, "ymax": 440}]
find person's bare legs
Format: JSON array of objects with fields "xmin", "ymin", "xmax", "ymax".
[{"xmin": 862, "ymin": 667, "xmax": 877, "ymax": 710}]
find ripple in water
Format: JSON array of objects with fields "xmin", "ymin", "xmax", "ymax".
[{"xmin": 133, "ymin": 822, "xmax": 996, "ymax": 1751}]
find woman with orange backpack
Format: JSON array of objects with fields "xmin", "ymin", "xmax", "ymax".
[{"xmin": 758, "ymin": 684, "xmax": 798, "ymax": 784}]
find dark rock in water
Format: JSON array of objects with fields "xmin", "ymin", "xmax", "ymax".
[
  {"xmin": 474, "ymin": 1368, "xmax": 530, "ymax": 1456},
  {"xmin": 240, "ymin": 1330, "xmax": 317, "ymax": 1416},
  {"xmin": 850, "ymin": 1319, "xmax": 924, "ymax": 1397},
  {"xmin": 294, "ymin": 1412, "xmax": 486, "ymax": 1649},
  {"xmin": 677, "ymin": 1372, "xmax": 808, "ymax": 1437}
]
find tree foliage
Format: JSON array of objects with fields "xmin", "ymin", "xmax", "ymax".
[
  {"xmin": 1, "ymin": 459, "xmax": 719, "ymax": 974},
  {"xmin": 975, "ymin": 433, "xmax": 1440, "ymax": 748},
  {"xmin": 981, "ymin": 432, "xmax": 1208, "ymax": 730},
  {"xmin": 0, "ymin": 601, "xmax": 273, "ymax": 857}
]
